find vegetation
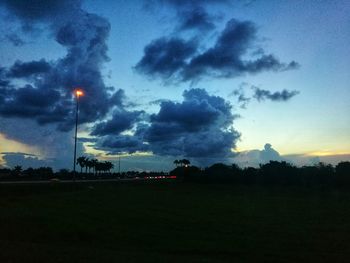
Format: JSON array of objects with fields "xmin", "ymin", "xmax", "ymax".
[
  {"xmin": 76, "ymin": 157, "xmax": 114, "ymax": 175},
  {"xmin": 171, "ymin": 160, "xmax": 350, "ymax": 188},
  {"xmin": 1, "ymin": 159, "xmax": 350, "ymax": 189}
]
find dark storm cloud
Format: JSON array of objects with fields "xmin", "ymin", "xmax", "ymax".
[
  {"xmin": 0, "ymin": 0, "xmax": 126, "ymax": 131},
  {"xmin": 0, "ymin": 0, "xmax": 80, "ymax": 22},
  {"xmin": 134, "ymin": 37, "xmax": 197, "ymax": 81},
  {"xmin": 93, "ymin": 89, "xmax": 239, "ymax": 158},
  {"xmin": 146, "ymin": 88, "xmax": 240, "ymax": 157},
  {"xmin": 91, "ymin": 109, "xmax": 144, "ymax": 136},
  {"xmin": 253, "ymin": 87, "xmax": 299, "ymax": 102},
  {"xmin": 182, "ymin": 19, "xmax": 299, "ymax": 81},
  {"xmin": 136, "ymin": 18, "xmax": 299, "ymax": 83},
  {"xmin": 97, "ymin": 134, "xmax": 149, "ymax": 154},
  {"xmin": 178, "ymin": 6, "xmax": 216, "ymax": 31},
  {"xmin": 0, "ymin": 84, "xmax": 62, "ymax": 120},
  {"xmin": 8, "ymin": 59, "xmax": 51, "ymax": 78}
]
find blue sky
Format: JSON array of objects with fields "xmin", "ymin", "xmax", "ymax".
[{"xmin": 0, "ymin": 0, "xmax": 349, "ymax": 171}]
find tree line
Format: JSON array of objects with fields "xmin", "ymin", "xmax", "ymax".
[
  {"xmin": 76, "ymin": 156, "xmax": 114, "ymax": 175},
  {"xmin": 171, "ymin": 160, "xmax": 350, "ymax": 188},
  {"xmin": 1, "ymin": 158, "xmax": 350, "ymax": 187}
]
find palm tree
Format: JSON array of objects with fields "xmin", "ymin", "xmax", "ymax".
[
  {"xmin": 105, "ymin": 161, "xmax": 114, "ymax": 174},
  {"xmin": 95, "ymin": 161, "xmax": 104, "ymax": 175},
  {"xmin": 76, "ymin": 156, "xmax": 86, "ymax": 174},
  {"xmin": 91, "ymin": 159, "xmax": 98, "ymax": 175},
  {"xmin": 86, "ymin": 159, "xmax": 93, "ymax": 174},
  {"xmin": 84, "ymin": 157, "xmax": 89, "ymax": 174},
  {"xmin": 174, "ymin": 160, "xmax": 179, "ymax": 167}
]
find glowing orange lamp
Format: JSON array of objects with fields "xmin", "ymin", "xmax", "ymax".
[{"xmin": 75, "ymin": 89, "xmax": 84, "ymax": 97}]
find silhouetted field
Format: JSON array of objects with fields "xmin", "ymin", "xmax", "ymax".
[{"xmin": 1, "ymin": 181, "xmax": 350, "ymax": 263}]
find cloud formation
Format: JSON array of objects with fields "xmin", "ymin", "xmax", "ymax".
[
  {"xmin": 97, "ymin": 134, "xmax": 149, "ymax": 155},
  {"xmin": 8, "ymin": 59, "xmax": 51, "ymax": 78},
  {"xmin": 253, "ymin": 87, "xmax": 299, "ymax": 102},
  {"xmin": 1, "ymin": 152, "xmax": 49, "ymax": 169},
  {"xmin": 177, "ymin": 6, "xmax": 217, "ymax": 32},
  {"xmin": 234, "ymin": 143, "xmax": 282, "ymax": 167},
  {"xmin": 135, "ymin": 37, "xmax": 197, "ymax": 81},
  {"xmin": 229, "ymin": 86, "xmax": 251, "ymax": 109},
  {"xmin": 0, "ymin": 0, "xmax": 130, "ymax": 169},
  {"xmin": 0, "ymin": 0, "xmax": 124, "ymax": 131},
  {"xmin": 91, "ymin": 109, "xmax": 144, "ymax": 136},
  {"xmin": 136, "ymin": 18, "xmax": 299, "ymax": 83},
  {"xmin": 0, "ymin": 0, "xmax": 80, "ymax": 22},
  {"xmin": 145, "ymin": 89, "xmax": 239, "ymax": 157},
  {"xmin": 97, "ymin": 89, "xmax": 240, "ymax": 159}
]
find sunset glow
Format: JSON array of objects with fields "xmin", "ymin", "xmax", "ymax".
[{"xmin": 0, "ymin": 1, "xmax": 349, "ymax": 171}]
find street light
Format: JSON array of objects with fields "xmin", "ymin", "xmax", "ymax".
[{"xmin": 73, "ymin": 88, "xmax": 84, "ymax": 180}]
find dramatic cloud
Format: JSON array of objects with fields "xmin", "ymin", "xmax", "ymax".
[
  {"xmin": 97, "ymin": 134, "xmax": 149, "ymax": 155},
  {"xmin": 147, "ymin": 89, "xmax": 239, "ymax": 157},
  {"xmin": 136, "ymin": 18, "xmax": 299, "ymax": 83},
  {"xmin": 0, "ymin": 0, "xmax": 127, "ymax": 169},
  {"xmin": 8, "ymin": 59, "xmax": 52, "ymax": 78},
  {"xmin": 0, "ymin": 0, "xmax": 124, "ymax": 131},
  {"xmin": 91, "ymin": 109, "xmax": 144, "ymax": 136},
  {"xmin": 94, "ymin": 89, "xmax": 240, "ymax": 159},
  {"xmin": 0, "ymin": 118, "xmax": 85, "ymax": 170},
  {"xmin": 253, "ymin": 87, "xmax": 299, "ymax": 102},
  {"xmin": 0, "ymin": 84, "xmax": 61, "ymax": 122},
  {"xmin": 134, "ymin": 37, "xmax": 197, "ymax": 81}
]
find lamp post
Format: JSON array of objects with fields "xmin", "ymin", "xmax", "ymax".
[{"xmin": 73, "ymin": 89, "xmax": 84, "ymax": 180}]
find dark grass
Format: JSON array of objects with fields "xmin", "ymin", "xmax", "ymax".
[{"xmin": 1, "ymin": 181, "xmax": 350, "ymax": 262}]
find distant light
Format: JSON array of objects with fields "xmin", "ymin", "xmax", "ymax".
[{"xmin": 75, "ymin": 89, "xmax": 84, "ymax": 97}]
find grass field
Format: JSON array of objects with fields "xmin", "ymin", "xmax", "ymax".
[{"xmin": 1, "ymin": 181, "xmax": 350, "ymax": 263}]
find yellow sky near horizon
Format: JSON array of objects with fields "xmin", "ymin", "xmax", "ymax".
[
  {"xmin": 1, "ymin": 131, "xmax": 349, "ymax": 168},
  {"xmin": 0, "ymin": 133, "xmax": 42, "ymax": 166}
]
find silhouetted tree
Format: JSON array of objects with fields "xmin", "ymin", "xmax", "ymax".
[
  {"xmin": 335, "ymin": 161, "xmax": 350, "ymax": 186},
  {"xmin": 106, "ymin": 161, "xmax": 114, "ymax": 174},
  {"xmin": 259, "ymin": 161, "xmax": 299, "ymax": 185},
  {"xmin": 84, "ymin": 157, "xmax": 89, "ymax": 173},
  {"xmin": 85, "ymin": 159, "xmax": 93, "ymax": 174},
  {"xmin": 13, "ymin": 165, "xmax": 22, "ymax": 176},
  {"xmin": 76, "ymin": 156, "xmax": 87, "ymax": 174},
  {"xmin": 91, "ymin": 159, "xmax": 98, "ymax": 175}
]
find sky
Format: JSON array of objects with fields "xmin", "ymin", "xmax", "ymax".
[{"xmin": 0, "ymin": 0, "xmax": 349, "ymax": 171}]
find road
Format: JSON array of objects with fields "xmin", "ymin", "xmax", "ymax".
[{"xmin": 0, "ymin": 178, "xmax": 147, "ymax": 184}]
